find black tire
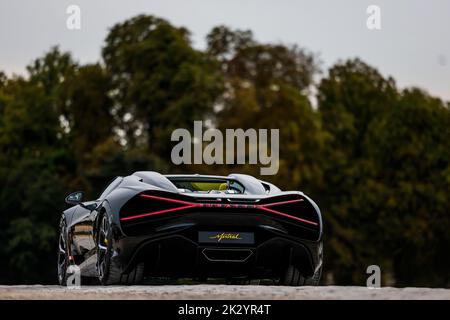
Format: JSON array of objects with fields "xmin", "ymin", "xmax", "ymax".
[
  {"xmin": 281, "ymin": 265, "xmax": 306, "ymax": 286},
  {"xmin": 304, "ymin": 265, "xmax": 322, "ymax": 286},
  {"xmin": 280, "ymin": 265, "xmax": 322, "ymax": 286},
  {"xmin": 96, "ymin": 213, "xmax": 144, "ymax": 285},
  {"xmin": 304, "ymin": 243, "xmax": 323, "ymax": 286},
  {"xmin": 57, "ymin": 216, "xmax": 69, "ymax": 286}
]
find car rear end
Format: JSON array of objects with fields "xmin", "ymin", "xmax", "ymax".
[{"xmin": 114, "ymin": 190, "xmax": 322, "ymax": 282}]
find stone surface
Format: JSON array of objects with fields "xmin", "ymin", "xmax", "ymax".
[{"xmin": 0, "ymin": 285, "xmax": 449, "ymax": 300}]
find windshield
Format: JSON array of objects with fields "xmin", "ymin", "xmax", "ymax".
[{"xmin": 168, "ymin": 178, "xmax": 245, "ymax": 194}]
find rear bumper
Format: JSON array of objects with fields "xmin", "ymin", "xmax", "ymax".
[{"xmin": 112, "ymin": 213, "xmax": 322, "ymax": 279}]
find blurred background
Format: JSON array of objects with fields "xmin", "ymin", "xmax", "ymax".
[{"xmin": 0, "ymin": 0, "xmax": 449, "ymax": 286}]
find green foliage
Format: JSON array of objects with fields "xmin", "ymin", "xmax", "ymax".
[
  {"xmin": 206, "ymin": 26, "xmax": 325, "ymax": 192},
  {"xmin": 367, "ymin": 88, "xmax": 450, "ymax": 286},
  {"xmin": 0, "ymin": 16, "xmax": 448, "ymax": 286},
  {"xmin": 317, "ymin": 59, "xmax": 401, "ymax": 284},
  {"xmin": 102, "ymin": 15, "xmax": 223, "ymax": 158},
  {"xmin": 318, "ymin": 60, "xmax": 450, "ymax": 286},
  {"xmin": 27, "ymin": 47, "xmax": 77, "ymax": 97},
  {"xmin": 56, "ymin": 64, "xmax": 115, "ymax": 163}
]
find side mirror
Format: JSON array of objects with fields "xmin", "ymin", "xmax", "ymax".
[{"xmin": 65, "ymin": 191, "xmax": 84, "ymax": 205}]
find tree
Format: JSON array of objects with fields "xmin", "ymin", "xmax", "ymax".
[
  {"xmin": 102, "ymin": 15, "xmax": 223, "ymax": 160},
  {"xmin": 317, "ymin": 59, "xmax": 399, "ymax": 284},
  {"xmin": 56, "ymin": 65, "xmax": 114, "ymax": 158},
  {"xmin": 0, "ymin": 75, "xmax": 68, "ymax": 283},
  {"xmin": 205, "ymin": 26, "xmax": 325, "ymax": 192},
  {"xmin": 27, "ymin": 47, "xmax": 77, "ymax": 97},
  {"xmin": 367, "ymin": 88, "xmax": 450, "ymax": 286},
  {"xmin": 317, "ymin": 59, "xmax": 450, "ymax": 286}
]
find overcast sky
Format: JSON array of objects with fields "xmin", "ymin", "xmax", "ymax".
[{"xmin": 1, "ymin": 0, "xmax": 449, "ymax": 101}]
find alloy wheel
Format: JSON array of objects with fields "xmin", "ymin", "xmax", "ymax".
[
  {"xmin": 97, "ymin": 215, "xmax": 109, "ymax": 279},
  {"xmin": 57, "ymin": 222, "xmax": 68, "ymax": 284}
]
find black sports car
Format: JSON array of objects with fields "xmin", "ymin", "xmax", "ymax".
[{"xmin": 58, "ymin": 172, "xmax": 323, "ymax": 286}]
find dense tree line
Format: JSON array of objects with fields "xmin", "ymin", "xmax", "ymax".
[{"xmin": 0, "ymin": 15, "xmax": 448, "ymax": 286}]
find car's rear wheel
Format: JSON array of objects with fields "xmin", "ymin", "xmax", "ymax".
[
  {"xmin": 305, "ymin": 265, "xmax": 322, "ymax": 286},
  {"xmin": 280, "ymin": 265, "xmax": 322, "ymax": 286},
  {"xmin": 281, "ymin": 265, "xmax": 306, "ymax": 286},
  {"xmin": 96, "ymin": 213, "xmax": 144, "ymax": 285},
  {"xmin": 57, "ymin": 217, "xmax": 69, "ymax": 286}
]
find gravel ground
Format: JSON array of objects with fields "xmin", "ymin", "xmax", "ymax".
[{"xmin": 0, "ymin": 285, "xmax": 449, "ymax": 300}]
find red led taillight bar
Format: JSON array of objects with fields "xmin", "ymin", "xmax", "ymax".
[{"xmin": 120, "ymin": 194, "xmax": 318, "ymax": 226}]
